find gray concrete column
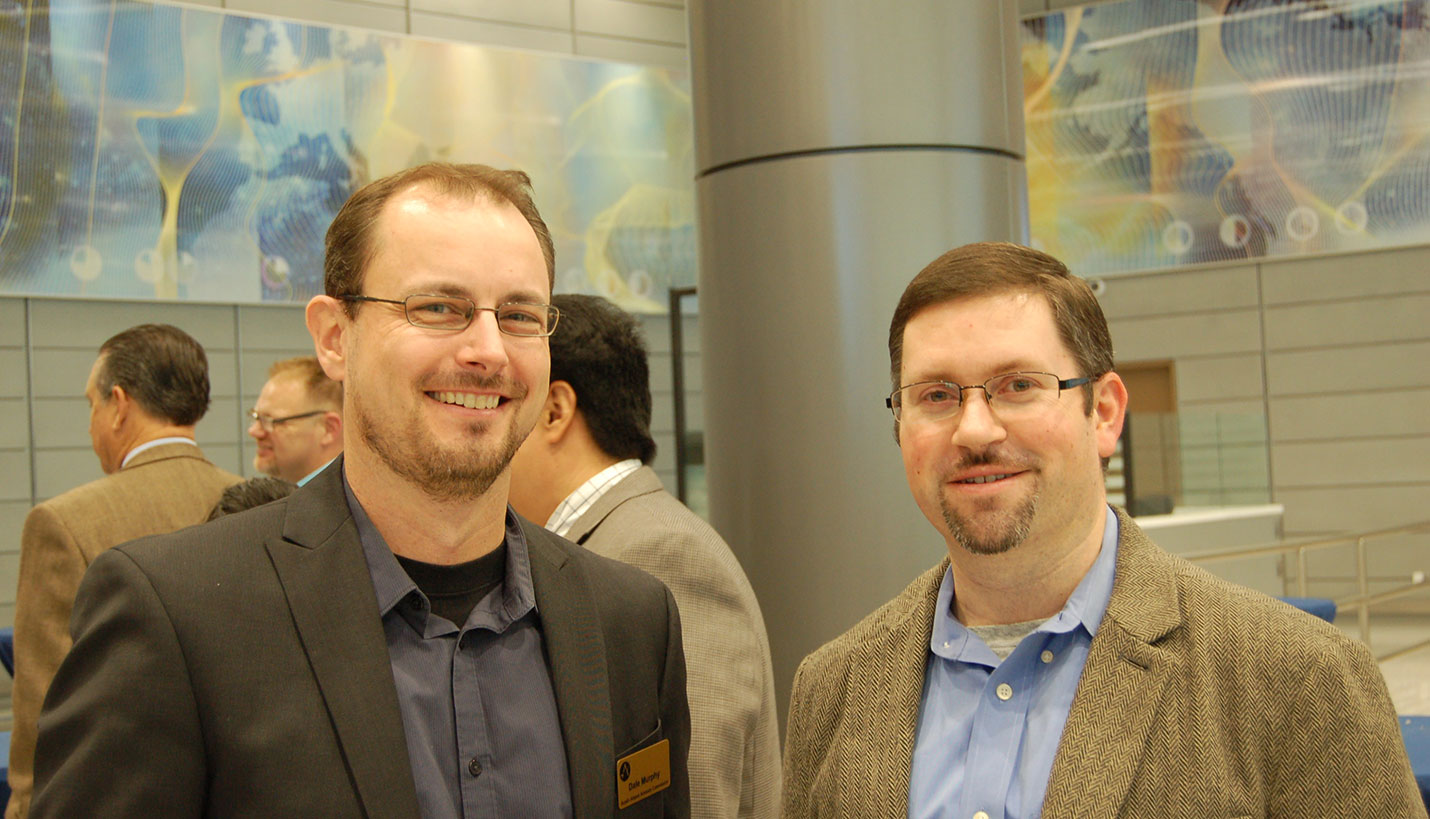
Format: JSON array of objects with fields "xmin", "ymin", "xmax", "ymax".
[{"xmin": 688, "ymin": 0, "xmax": 1029, "ymax": 723}]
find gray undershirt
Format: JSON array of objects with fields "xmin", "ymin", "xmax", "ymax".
[{"xmin": 968, "ymin": 618, "xmax": 1049, "ymax": 661}]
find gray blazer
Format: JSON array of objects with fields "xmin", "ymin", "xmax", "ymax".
[
  {"xmin": 568, "ymin": 466, "xmax": 780, "ymax": 819},
  {"xmin": 782, "ymin": 509, "xmax": 1425, "ymax": 818},
  {"xmin": 32, "ymin": 461, "xmax": 691, "ymax": 818}
]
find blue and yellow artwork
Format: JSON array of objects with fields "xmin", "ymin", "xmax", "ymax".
[
  {"xmin": 0, "ymin": 0, "xmax": 695, "ymax": 309},
  {"xmin": 1023, "ymin": 0, "xmax": 1430, "ymax": 275}
]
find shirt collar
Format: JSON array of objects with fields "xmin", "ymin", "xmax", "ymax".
[
  {"xmin": 545, "ymin": 458, "xmax": 643, "ymax": 537},
  {"xmin": 342, "ymin": 468, "xmax": 538, "ymax": 627},
  {"xmin": 297, "ymin": 457, "xmax": 337, "ymax": 487},
  {"xmin": 930, "ymin": 505, "xmax": 1120, "ymax": 663},
  {"xmin": 120, "ymin": 436, "xmax": 197, "ymax": 469}
]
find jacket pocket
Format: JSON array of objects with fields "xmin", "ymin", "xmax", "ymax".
[{"xmin": 617, "ymin": 719, "xmax": 663, "ymax": 759}]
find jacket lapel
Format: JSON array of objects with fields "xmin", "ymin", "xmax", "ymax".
[
  {"xmin": 264, "ymin": 461, "xmax": 422, "ymax": 819},
  {"xmin": 1043, "ymin": 512, "xmax": 1182, "ymax": 819},
  {"xmin": 564, "ymin": 466, "xmax": 662, "ymax": 545},
  {"xmin": 524, "ymin": 520, "xmax": 615, "ymax": 818},
  {"xmin": 841, "ymin": 563, "xmax": 944, "ymax": 814}
]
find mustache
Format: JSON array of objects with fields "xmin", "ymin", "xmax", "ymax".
[
  {"xmin": 949, "ymin": 448, "xmax": 1036, "ymax": 474},
  {"xmin": 420, "ymin": 373, "xmax": 527, "ymax": 398}
]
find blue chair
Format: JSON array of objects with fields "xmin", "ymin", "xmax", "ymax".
[
  {"xmin": 1, "ymin": 728, "xmax": 10, "ymax": 811},
  {"xmin": 1276, "ymin": 596, "xmax": 1337, "ymax": 623},
  {"xmin": 0, "ymin": 626, "xmax": 12, "ymax": 677},
  {"xmin": 1403, "ymin": 716, "xmax": 1430, "ymax": 809}
]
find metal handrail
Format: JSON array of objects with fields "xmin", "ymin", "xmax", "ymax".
[{"xmin": 1183, "ymin": 520, "xmax": 1430, "ymax": 662}]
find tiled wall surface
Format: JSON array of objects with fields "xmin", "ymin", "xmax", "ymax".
[
  {"xmin": 1101, "ymin": 245, "xmax": 1430, "ymax": 599},
  {"xmin": 0, "ymin": 297, "xmax": 696, "ymax": 630},
  {"xmin": 181, "ymin": 0, "xmax": 689, "ymax": 71}
]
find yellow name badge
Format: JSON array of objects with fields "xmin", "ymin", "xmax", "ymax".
[{"xmin": 616, "ymin": 738, "xmax": 671, "ymax": 809}]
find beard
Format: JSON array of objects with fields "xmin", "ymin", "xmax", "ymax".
[
  {"xmin": 938, "ymin": 450, "xmax": 1039, "ymax": 556},
  {"xmin": 352, "ymin": 373, "xmax": 531, "ymax": 503}
]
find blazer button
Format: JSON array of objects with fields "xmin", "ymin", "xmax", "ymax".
[{"xmin": 468, "ymin": 758, "xmax": 483, "ymax": 777}]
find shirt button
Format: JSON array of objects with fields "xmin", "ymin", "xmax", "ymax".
[
  {"xmin": 974, "ymin": 812, "xmax": 990, "ymax": 819},
  {"xmin": 1041, "ymin": 649, "xmax": 1054, "ymax": 663},
  {"xmin": 996, "ymin": 683, "xmax": 1013, "ymax": 701},
  {"xmin": 468, "ymin": 758, "xmax": 482, "ymax": 777}
]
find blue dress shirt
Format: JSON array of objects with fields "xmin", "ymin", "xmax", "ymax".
[{"xmin": 908, "ymin": 506, "xmax": 1120, "ymax": 819}]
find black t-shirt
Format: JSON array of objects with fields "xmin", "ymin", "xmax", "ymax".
[{"xmin": 396, "ymin": 542, "xmax": 507, "ymax": 628}]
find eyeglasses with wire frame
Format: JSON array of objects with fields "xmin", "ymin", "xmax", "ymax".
[
  {"xmin": 248, "ymin": 409, "xmax": 327, "ymax": 432},
  {"xmin": 339, "ymin": 294, "xmax": 560, "ymax": 337},
  {"xmin": 887, "ymin": 371, "xmax": 1100, "ymax": 424}
]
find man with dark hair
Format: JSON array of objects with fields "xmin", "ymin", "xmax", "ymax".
[
  {"xmin": 510, "ymin": 294, "xmax": 780, "ymax": 819},
  {"xmin": 248, "ymin": 356, "xmax": 344, "ymax": 484},
  {"xmin": 33, "ymin": 163, "xmax": 690, "ymax": 818},
  {"xmin": 207, "ymin": 476, "xmax": 297, "ymax": 520},
  {"xmin": 781, "ymin": 242, "xmax": 1424, "ymax": 817},
  {"xmin": 8, "ymin": 323, "xmax": 241, "ymax": 819}
]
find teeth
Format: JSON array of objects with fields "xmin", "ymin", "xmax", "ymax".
[
  {"xmin": 434, "ymin": 391, "xmax": 499, "ymax": 410},
  {"xmin": 961, "ymin": 473, "xmax": 1011, "ymax": 484}
]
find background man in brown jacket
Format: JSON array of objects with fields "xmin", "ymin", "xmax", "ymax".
[
  {"xmin": 781, "ymin": 242, "xmax": 1424, "ymax": 818},
  {"xmin": 7, "ymin": 324, "xmax": 241, "ymax": 819}
]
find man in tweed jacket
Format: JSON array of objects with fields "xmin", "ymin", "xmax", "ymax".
[
  {"xmin": 782, "ymin": 243, "xmax": 1424, "ymax": 818},
  {"xmin": 511, "ymin": 295, "xmax": 781, "ymax": 819}
]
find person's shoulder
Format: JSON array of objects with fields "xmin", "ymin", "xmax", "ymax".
[
  {"xmin": 797, "ymin": 562, "xmax": 944, "ymax": 682},
  {"xmin": 112, "ymin": 495, "xmax": 292, "ymax": 572},
  {"xmin": 526, "ymin": 517, "xmax": 670, "ymax": 597},
  {"xmin": 29, "ymin": 472, "xmax": 127, "ymax": 519},
  {"xmin": 1171, "ymin": 556, "xmax": 1364, "ymax": 660}
]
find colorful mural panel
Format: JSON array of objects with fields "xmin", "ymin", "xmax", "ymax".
[
  {"xmin": 0, "ymin": 0, "xmax": 694, "ymax": 310},
  {"xmin": 1023, "ymin": 0, "xmax": 1430, "ymax": 275}
]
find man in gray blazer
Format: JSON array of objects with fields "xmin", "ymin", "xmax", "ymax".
[
  {"xmin": 32, "ymin": 163, "xmax": 690, "ymax": 818},
  {"xmin": 510, "ymin": 294, "xmax": 780, "ymax": 819}
]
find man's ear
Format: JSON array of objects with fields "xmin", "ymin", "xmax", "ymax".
[
  {"xmin": 109, "ymin": 384, "xmax": 131, "ymax": 430},
  {"xmin": 306, "ymin": 296, "xmax": 348, "ymax": 382},
  {"xmin": 1093, "ymin": 372, "xmax": 1129, "ymax": 459},
  {"xmin": 540, "ymin": 381, "xmax": 580, "ymax": 443},
  {"xmin": 320, "ymin": 411, "xmax": 342, "ymax": 445}
]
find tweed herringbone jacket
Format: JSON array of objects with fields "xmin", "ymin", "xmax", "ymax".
[
  {"xmin": 569, "ymin": 466, "xmax": 781, "ymax": 819},
  {"xmin": 781, "ymin": 509, "xmax": 1427, "ymax": 818}
]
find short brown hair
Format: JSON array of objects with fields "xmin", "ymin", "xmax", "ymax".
[
  {"xmin": 267, "ymin": 356, "xmax": 342, "ymax": 411},
  {"xmin": 97, "ymin": 324, "xmax": 211, "ymax": 426},
  {"xmin": 888, "ymin": 242, "xmax": 1113, "ymax": 425},
  {"xmin": 324, "ymin": 162, "xmax": 555, "ymax": 310}
]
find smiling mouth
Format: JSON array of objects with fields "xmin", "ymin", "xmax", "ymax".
[
  {"xmin": 428, "ymin": 391, "xmax": 501, "ymax": 410},
  {"xmin": 955, "ymin": 473, "xmax": 1019, "ymax": 484}
]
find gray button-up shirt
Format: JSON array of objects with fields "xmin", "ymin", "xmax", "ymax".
[{"xmin": 345, "ymin": 478, "xmax": 573, "ymax": 818}]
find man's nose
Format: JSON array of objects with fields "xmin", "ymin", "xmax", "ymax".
[
  {"xmin": 948, "ymin": 388, "xmax": 1008, "ymax": 450},
  {"xmin": 456, "ymin": 310, "xmax": 512, "ymax": 370}
]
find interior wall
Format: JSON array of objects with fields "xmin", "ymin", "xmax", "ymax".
[{"xmin": 1100, "ymin": 244, "xmax": 1430, "ymax": 600}]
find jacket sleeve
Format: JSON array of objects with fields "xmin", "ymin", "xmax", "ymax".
[
  {"xmin": 660, "ymin": 584, "xmax": 693, "ymax": 819},
  {"xmin": 31, "ymin": 547, "xmax": 207, "ymax": 818},
  {"xmin": 8, "ymin": 505, "xmax": 89, "ymax": 819},
  {"xmin": 1269, "ymin": 636, "xmax": 1427, "ymax": 817},
  {"xmin": 781, "ymin": 653, "xmax": 835, "ymax": 819}
]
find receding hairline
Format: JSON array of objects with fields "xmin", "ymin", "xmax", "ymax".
[{"xmin": 362, "ymin": 181, "xmax": 547, "ymax": 283}]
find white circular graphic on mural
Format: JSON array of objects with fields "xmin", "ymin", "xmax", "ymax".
[
  {"xmin": 261, "ymin": 255, "xmax": 291, "ymax": 288},
  {"xmin": 1285, "ymin": 206, "xmax": 1319, "ymax": 241},
  {"xmin": 627, "ymin": 269, "xmax": 653, "ymax": 300},
  {"xmin": 1162, "ymin": 220, "xmax": 1194, "ymax": 255},
  {"xmin": 177, "ymin": 251, "xmax": 196, "ymax": 284},
  {"xmin": 134, "ymin": 249, "xmax": 160, "ymax": 283},
  {"xmin": 1219, "ymin": 214, "xmax": 1250, "ymax": 248},
  {"xmin": 1334, "ymin": 201, "xmax": 1368, "ymax": 235},
  {"xmin": 70, "ymin": 246, "xmax": 102, "ymax": 282}
]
